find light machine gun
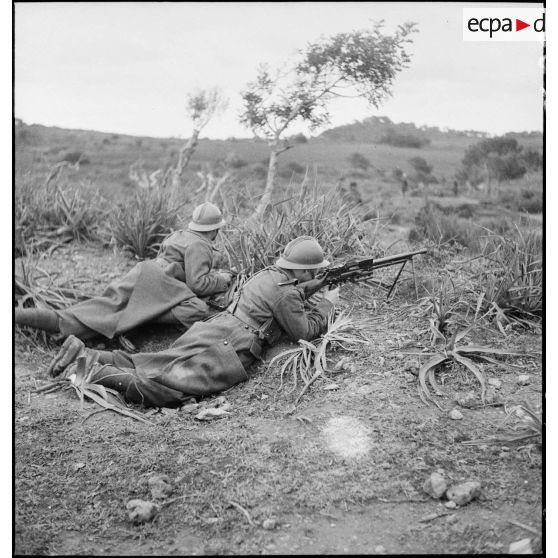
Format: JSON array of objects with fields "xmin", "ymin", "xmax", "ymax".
[{"xmin": 291, "ymin": 248, "xmax": 427, "ymax": 301}]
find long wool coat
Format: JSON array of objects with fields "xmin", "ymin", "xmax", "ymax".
[
  {"xmin": 124, "ymin": 266, "xmax": 333, "ymax": 404},
  {"xmin": 58, "ymin": 230, "xmax": 229, "ymax": 339}
]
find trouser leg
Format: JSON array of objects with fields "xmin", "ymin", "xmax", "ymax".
[
  {"xmin": 153, "ymin": 297, "xmax": 212, "ymax": 329},
  {"xmin": 15, "ymin": 308, "xmax": 60, "ymax": 333},
  {"xmin": 92, "ymin": 363, "xmax": 187, "ymax": 408}
]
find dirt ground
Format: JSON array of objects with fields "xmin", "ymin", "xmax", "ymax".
[{"xmin": 14, "ymin": 242, "xmax": 543, "ymax": 555}]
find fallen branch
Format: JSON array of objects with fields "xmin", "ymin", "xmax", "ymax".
[{"xmin": 228, "ymin": 500, "xmax": 254, "ymax": 526}]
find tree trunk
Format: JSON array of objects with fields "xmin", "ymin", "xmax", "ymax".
[
  {"xmin": 253, "ymin": 145, "xmax": 279, "ymax": 219},
  {"xmin": 170, "ymin": 129, "xmax": 201, "ymax": 189}
]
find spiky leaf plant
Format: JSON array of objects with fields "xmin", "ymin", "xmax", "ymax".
[
  {"xmin": 267, "ymin": 310, "xmax": 367, "ymax": 405},
  {"xmin": 109, "ymin": 188, "xmax": 187, "ymax": 259},
  {"xmin": 475, "ymin": 226, "xmax": 542, "ymax": 332},
  {"xmin": 415, "ymin": 325, "xmax": 532, "ymax": 409}
]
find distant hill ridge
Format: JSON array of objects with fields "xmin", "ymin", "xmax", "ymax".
[
  {"xmin": 15, "ymin": 116, "xmax": 542, "ymax": 145},
  {"xmin": 316, "ymin": 115, "xmax": 542, "ymax": 144}
]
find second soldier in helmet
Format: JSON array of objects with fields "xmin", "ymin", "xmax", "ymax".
[{"xmin": 16, "ymin": 202, "xmax": 232, "ymax": 343}]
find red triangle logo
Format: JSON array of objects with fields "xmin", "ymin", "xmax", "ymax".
[{"xmin": 516, "ymin": 19, "xmax": 530, "ymax": 31}]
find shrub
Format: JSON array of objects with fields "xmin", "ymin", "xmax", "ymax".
[
  {"xmin": 109, "ymin": 188, "xmax": 186, "ymax": 259},
  {"xmin": 278, "ymin": 161, "xmax": 306, "ymax": 178},
  {"xmin": 347, "ymin": 152, "xmax": 371, "ymax": 171},
  {"xmin": 408, "ymin": 202, "xmax": 479, "ymax": 249},
  {"xmin": 409, "ymin": 156, "xmax": 432, "ymax": 175},
  {"xmin": 498, "ymin": 190, "xmax": 543, "ymax": 214},
  {"xmin": 252, "ymin": 164, "xmax": 268, "ymax": 180},
  {"xmin": 290, "ymin": 133, "xmax": 308, "ymax": 144},
  {"xmin": 221, "ymin": 181, "xmax": 376, "ymax": 274},
  {"xmin": 60, "ymin": 151, "xmax": 90, "ymax": 165},
  {"xmin": 379, "ymin": 130, "xmax": 429, "ymax": 148},
  {"xmin": 225, "ymin": 152, "xmax": 249, "ymax": 169}
]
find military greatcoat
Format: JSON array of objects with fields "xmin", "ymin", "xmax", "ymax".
[
  {"xmin": 57, "ymin": 230, "xmax": 229, "ymax": 339},
  {"xmin": 93, "ymin": 266, "xmax": 333, "ymax": 406}
]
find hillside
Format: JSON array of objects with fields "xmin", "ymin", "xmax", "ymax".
[{"xmin": 14, "ymin": 117, "xmax": 542, "ymax": 203}]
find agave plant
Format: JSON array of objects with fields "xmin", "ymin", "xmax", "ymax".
[
  {"xmin": 109, "ymin": 187, "xmax": 187, "ymax": 259},
  {"xmin": 36, "ymin": 353, "xmax": 153, "ymax": 425},
  {"xmin": 475, "ymin": 227, "xmax": 542, "ymax": 333},
  {"xmin": 415, "ymin": 325, "xmax": 532, "ymax": 410},
  {"xmin": 267, "ymin": 310, "xmax": 367, "ymax": 404}
]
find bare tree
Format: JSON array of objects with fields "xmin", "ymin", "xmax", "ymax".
[
  {"xmin": 129, "ymin": 88, "xmax": 227, "ymax": 190},
  {"xmin": 240, "ymin": 22, "xmax": 416, "ymax": 218},
  {"xmin": 169, "ymin": 88, "xmax": 228, "ymax": 189}
]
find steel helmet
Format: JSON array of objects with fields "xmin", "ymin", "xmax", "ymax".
[
  {"xmin": 188, "ymin": 202, "xmax": 226, "ymax": 232},
  {"xmin": 276, "ymin": 236, "xmax": 330, "ymax": 270}
]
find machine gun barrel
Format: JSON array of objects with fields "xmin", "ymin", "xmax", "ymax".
[{"xmin": 371, "ymin": 248, "xmax": 427, "ymax": 269}]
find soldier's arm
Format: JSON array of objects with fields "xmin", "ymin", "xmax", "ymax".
[
  {"xmin": 271, "ymin": 288, "xmax": 332, "ymax": 341},
  {"xmin": 183, "ymin": 241, "xmax": 229, "ymax": 296}
]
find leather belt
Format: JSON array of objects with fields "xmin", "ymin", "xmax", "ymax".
[{"xmin": 226, "ymin": 307, "xmax": 262, "ymax": 333}]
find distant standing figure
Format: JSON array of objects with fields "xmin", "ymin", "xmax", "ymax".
[
  {"xmin": 401, "ymin": 177, "xmax": 409, "ymax": 196},
  {"xmin": 349, "ymin": 182, "xmax": 363, "ymax": 205},
  {"xmin": 15, "ymin": 202, "xmax": 232, "ymax": 342}
]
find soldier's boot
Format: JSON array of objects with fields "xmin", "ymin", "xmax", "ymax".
[
  {"xmin": 15, "ymin": 308, "xmax": 60, "ymax": 333},
  {"xmin": 46, "ymin": 335, "xmax": 86, "ymax": 377}
]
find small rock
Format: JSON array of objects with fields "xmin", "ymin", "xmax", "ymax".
[
  {"xmin": 73, "ymin": 462, "xmax": 86, "ymax": 471},
  {"xmin": 347, "ymin": 364, "xmax": 357, "ymax": 374},
  {"xmin": 423, "ymin": 472, "xmax": 447, "ymax": 499},
  {"xmin": 334, "ymin": 357, "xmax": 351, "ymax": 371},
  {"xmin": 261, "ymin": 394, "xmax": 269, "ymax": 400},
  {"xmin": 181, "ymin": 403, "xmax": 200, "ymax": 414},
  {"xmin": 516, "ymin": 375, "xmax": 531, "ymax": 386},
  {"xmin": 374, "ymin": 545, "xmax": 386, "ymax": 554},
  {"xmin": 446, "ymin": 481, "xmax": 481, "ymax": 506},
  {"xmin": 357, "ymin": 384, "xmax": 374, "ymax": 395},
  {"xmin": 449, "ymin": 409, "xmax": 464, "ymax": 420},
  {"xmin": 262, "ymin": 518, "xmax": 276, "ymax": 530},
  {"xmin": 444, "ymin": 500, "xmax": 457, "ymax": 509},
  {"xmin": 323, "ymin": 383, "xmax": 340, "ymax": 391},
  {"xmin": 195, "ymin": 408, "xmax": 231, "ymax": 421},
  {"xmin": 509, "ymin": 538, "xmax": 532, "ymax": 554},
  {"xmin": 445, "ymin": 514, "xmax": 458, "ymax": 525},
  {"xmin": 378, "ymin": 356, "xmax": 386, "ymax": 367},
  {"xmin": 148, "ymin": 474, "xmax": 173, "ymax": 499},
  {"xmin": 487, "ymin": 378, "xmax": 502, "ymax": 389},
  {"xmin": 126, "ymin": 499, "xmax": 158, "ymax": 524},
  {"xmin": 456, "ymin": 391, "xmax": 477, "ymax": 408}
]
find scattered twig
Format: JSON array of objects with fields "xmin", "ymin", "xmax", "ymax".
[
  {"xmin": 228, "ymin": 500, "xmax": 254, "ymax": 526},
  {"xmin": 507, "ymin": 519, "xmax": 541, "ymax": 536},
  {"xmin": 419, "ymin": 512, "xmax": 452, "ymax": 523}
]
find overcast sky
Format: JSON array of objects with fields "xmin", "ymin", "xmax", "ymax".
[{"xmin": 15, "ymin": 2, "xmax": 544, "ymax": 139}]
